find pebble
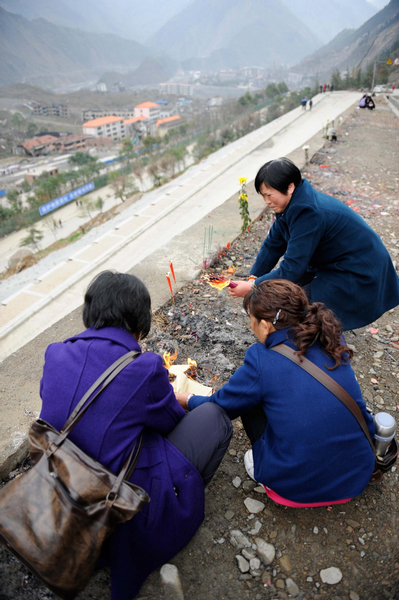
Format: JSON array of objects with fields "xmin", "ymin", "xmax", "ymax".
[
  {"xmin": 360, "ymin": 551, "xmax": 366, "ymax": 558},
  {"xmin": 254, "ymin": 485, "xmax": 266, "ymax": 494},
  {"xmin": 224, "ymin": 510, "xmax": 235, "ymax": 521},
  {"xmin": 230, "ymin": 530, "xmax": 252, "ymax": 549},
  {"xmin": 242, "ymin": 480, "xmax": 257, "ymax": 493},
  {"xmin": 242, "ymin": 548, "xmax": 256, "ymax": 560},
  {"xmin": 244, "ymin": 498, "xmax": 265, "ymax": 514},
  {"xmin": 276, "ymin": 579, "xmax": 285, "ymax": 590},
  {"xmin": 346, "ymin": 519, "xmax": 361, "ymax": 529},
  {"xmin": 248, "ymin": 520, "xmax": 262, "ymax": 535},
  {"xmin": 160, "ymin": 564, "xmax": 184, "ymax": 600},
  {"xmin": 358, "ymin": 537, "xmax": 366, "ymax": 545},
  {"xmin": 374, "ymin": 351, "xmax": 384, "ymax": 358},
  {"xmin": 216, "ymin": 538, "xmax": 225, "ymax": 544},
  {"xmin": 279, "ymin": 554, "xmax": 292, "ymax": 573},
  {"xmin": 250, "ymin": 569, "xmax": 262, "ymax": 577},
  {"xmin": 250, "ymin": 558, "xmax": 261, "ymax": 570},
  {"xmin": 350, "ymin": 592, "xmax": 360, "ymax": 600},
  {"xmin": 320, "ymin": 567, "xmax": 343, "ymax": 584},
  {"xmin": 236, "ymin": 555, "xmax": 250, "ymax": 573},
  {"xmin": 255, "ymin": 538, "xmax": 275, "ymax": 565},
  {"xmin": 313, "ymin": 526, "xmax": 319, "ymax": 534},
  {"xmin": 306, "ymin": 576, "xmax": 314, "ymax": 582},
  {"xmin": 285, "ymin": 578, "xmax": 300, "ymax": 597},
  {"xmin": 232, "ymin": 476, "xmax": 241, "ymax": 488}
]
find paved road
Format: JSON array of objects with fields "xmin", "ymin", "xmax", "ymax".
[{"xmin": 0, "ymin": 92, "xmax": 360, "ymax": 362}]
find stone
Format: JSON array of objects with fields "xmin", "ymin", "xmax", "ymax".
[
  {"xmin": 374, "ymin": 351, "xmax": 384, "ymax": 359},
  {"xmin": 320, "ymin": 567, "xmax": 343, "ymax": 584},
  {"xmin": 350, "ymin": 592, "xmax": 360, "ymax": 600},
  {"xmin": 254, "ymin": 485, "xmax": 266, "ymax": 494},
  {"xmin": 276, "ymin": 579, "xmax": 285, "ymax": 589},
  {"xmin": 250, "ymin": 569, "xmax": 262, "ymax": 577},
  {"xmin": 224, "ymin": 510, "xmax": 235, "ymax": 521},
  {"xmin": 242, "ymin": 548, "xmax": 256, "ymax": 560},
  {"xmin": 7, "ymin": 248, "xmax": 33, "ymax": 269},
  {"xmin": 242, "ymin": 480, "xmax": 257, "ymax": 493},
  {"xmin": 358, "ymin": 537, "xmax": 366, "ymax": 546},
  {"xmin": 279, "ymin": 554, "xmax": 292, "ymax": 573},
  {"xmin": 286, "ymin": 578, "xmax": 300, "ymax": 597},
  {"xmin": 244, "ymin": 498, "xmax": 265, "ymax": 514},
  {"xmin": 313, "ymin": 526, "xmax": 319, "ymax": 534},
  {"xmin": 232, "ymin": 476, "xmax": 241, "ymax": 488},
  {"xmin": 236, "ymin": 555, "xmax": 250, "ymax": 573},
  {"xmin": 230, "ymin": 530, "xmax": 252, "ymax": 549},
  {"xmin": 346, "ymin": 519, "xmax": 361, "ymax": 529},
  {"xmin": 248, "ymin": 520, "xmax": 262, "ymax": 535},
  {"xmin": 255, "ymin": 538, "xmax": 275, "ymax": 565},
  {"xmin": 160, "ymin": 564, "xmax": 185, "ymax": 600},
  {"xmin": 306, "ymin": 576, "xmax": 314, "ymax": 582},
  {"xmin": 250, "ymin": 558, "xmax": 261, "ymax": 570}
]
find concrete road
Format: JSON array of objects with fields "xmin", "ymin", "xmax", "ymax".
[{"xmin": 0, "ymin": 92, "xmax": 360, "ymax": 362}]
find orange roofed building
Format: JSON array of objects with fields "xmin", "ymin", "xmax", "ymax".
[
  {"xmin": 82, "ymin": 115, "xmax": 126, "ymax": 141},
  {"xmin": 156, "ymin": 115, "xmax": 182, "ymax": 137},
  {"xmin": 134, "ymin": 102, "xmax": 160, "ymax": 120}
]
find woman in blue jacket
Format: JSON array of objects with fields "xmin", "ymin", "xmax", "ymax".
[
  {"xmin": 39, "ymin": 271, "xmax": 232, "ymax": 599},
  {"xmin": 177, "ymin": 280, "xmax": 375, "ymax": 507},
  {"xmin": 229, "ymin": 157, "xmax": 399, "ymax": 331}
]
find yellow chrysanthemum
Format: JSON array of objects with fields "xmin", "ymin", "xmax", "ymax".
[{"xmin": 239, "ymin": 177, "xmax": 247, "ymax": 185}]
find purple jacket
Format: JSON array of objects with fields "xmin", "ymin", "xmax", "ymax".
[{"xmin": 39, "ymin": 327, "xmax": 204, "ymax": 600}]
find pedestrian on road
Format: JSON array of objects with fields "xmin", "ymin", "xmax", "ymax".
[
  {"xmin": 177, "ymin": 280, "xmax": 375, "ymax": 506},
  {"xmin": 319, "ymin": 84, "xmax": 323, "ymax": 93},
  {"xmin": 301, "ymin": 97, "xmax": 307, "ymax": 110},
  {"xmin": 309, "ymin": 98, "xmax": 313, "ymax": 110},
  {"xmin": 228, "ymin": 157, "xmax": 399, "ymax": 331},
  {"xmin": 39, "ymin": 271, "xmax": 232, "ymax": 599},
  {"xmin": 330, "ymin": 84, "xmax": 334, "ymax": 92}
]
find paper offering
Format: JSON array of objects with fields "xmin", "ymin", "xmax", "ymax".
[{"xmin": 169, "ymin": 364, "xmax": 212, "ymax": 397}]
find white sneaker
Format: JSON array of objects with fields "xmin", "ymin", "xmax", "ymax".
[{"xmin": 244, "ymin": 449, "xmax": 255, "ymax": 481}]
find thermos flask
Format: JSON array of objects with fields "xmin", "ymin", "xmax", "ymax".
[{"xmin": 373, "ymin": 412, "xmax": 397, "ymax": 457}]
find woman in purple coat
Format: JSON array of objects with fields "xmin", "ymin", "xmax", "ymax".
[{"xmin": 39, "ymin": 271, "xmax": 232, "ymax": 599}]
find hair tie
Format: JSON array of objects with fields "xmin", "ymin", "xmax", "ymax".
[{"xmin": 272, "ymin": 309, "xmax": 281, "ymax": 325}]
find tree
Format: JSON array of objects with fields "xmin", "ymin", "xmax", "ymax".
[
  {"xmin": 21, "ymin": 180, "xmax": 31, "ymax": 194},
  {"xmin": 69, "ymin": 152, "xmax": 97, "ymax": 167},
  {"xmin": 42, "ymin": 216, "xmax": 59, "ymax": 241},
  {"xmin": 95, "ymin": 196, "xmax": 104, "ymax": 212},
  {"xmin": 0, "ymin": 204, "xmax": 12, "ymax": 224},
  {"xmin": 109, "ymin": 172, "xmax": 136, "ymax": 202},
  {"xmin": 80, "ymin": 198, "xmax": 96, "ymax": 221},
  {"xmin": 26, "ymin": 122, "xmax": 38, "ymax": 138},
  {"xmin": 265, "ymin": 83, "xmax": 280, "ymax": 99},
  {"xmin": 20, "ymin": 228, "xmax": 43, "ymax": 252},
  {"xmin": 146, "ymin": 161, "xmax": 163, "ymax": 188},
  {"xmin": 11, "ymin": 112, "xmax": 25, "ymax": 130},
  {"xmin": 277, "ymin": 82, "xmax": 288, "ymax": 94},
  {"xmin": 7, "ymin": 189, "xmax": 23, "ymax": 214}
]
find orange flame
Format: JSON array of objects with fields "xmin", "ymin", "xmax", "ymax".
[
  {"xmin": 206, "ymin": 275, "xmax": 231, "ymax": 290},
  {"xmin": 163, "ymin": 349, "xmax": 178, "ymax": 369},
  {"xmin": 185, "ymin": 357, "xmax": 197, "ymax": 380}
]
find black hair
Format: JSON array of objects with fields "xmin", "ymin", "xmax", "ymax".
[
  {"xmin": 83, "ymin": 270, "xmax": 151, "ymax": 339},
  {"xmin": 254, "ymin": 157, "xmax": 302, "ymax": 195}
]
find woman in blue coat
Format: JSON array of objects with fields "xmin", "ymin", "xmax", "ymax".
[
  {"xmin": 177, "ymin": 280, "xmax": 375, "ymax": 506},
  {"xmin": 229, "ymin": 157, "xmax": 399, "ymax": 330},
  {"xmin": 39, "ymin": 271, "xmax": 232, "ymax": 599}
]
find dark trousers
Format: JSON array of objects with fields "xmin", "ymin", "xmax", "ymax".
[
  {"xmin": 241, "ymin": 404, "xmax": 268, "ymax": 445},
  {"xmin": 167, "ymin": 403, "xmax": 233, "ymax": 487}
]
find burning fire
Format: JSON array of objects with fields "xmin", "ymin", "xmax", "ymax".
[
  {"xmin": 163, "ymin": 349, "xmax": 177, "ymax": 369},
  {"xmin": 204, "ymin": 275, "xmax": 237, "ymax": 290},
  {"xmin": 185, "ymin": 357, "xmax": 197, "ymax": 380}
]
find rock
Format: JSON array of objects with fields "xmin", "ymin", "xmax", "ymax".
[
  {"xmin": 236, "ymin": 555, "xmax": 250, "ymax": 573},
  {"xmin": 250, "ymin": 558, "xmax": 261, "ymax": 570},
  {"xmin": 346, "ymin": 519, "xmax": 361, "ymax": 529},
  {"xmin": 255, "ymin": 538, "xmax": 275, "ymax": 565},
  {"xmin": 254, "ymin": 485, "xmax": 266, "ymax": 494},
  {"xmin": 313, "ymin": 526, "xmax": 319, "ymax": 534},
  {"xmin": 286, "ymin": 578, "xmax": 300, "ymax": 597},
  {"xmin": 360, "ymin": 551, "xmax": 366, "ymax": 558},
  {"xmin": 232, "ymin": 476, "xmax": 241, "ymax": 488},
  {"xmin": 244, "ymin": 498, "xmax": 265, "ymax": 514},
  {"xmin": 307, "ymin": 576, "xmax": 314, "ymax": 582},
  {"xmin": 248, "ymin": 520, "xmax": 262, "ymax": 535},
  {"xmin": 242, "ymin": 480, "xmax": 257, "ymax": 493},
  {"xmin": 279, "ymin": 554, "xmax": 292, "ymax": 573},
  {"xmin": 242, "ymin": 548, "xmax": 256, "ymax": 560},
  {"xmin": 224, "ymin": 510, "xmax": 235, "ymax": 521},
  {"xmin": 358, "ymin": 537, "xmax": 366, "ymax": 545},
  {"xmin": 7, "ymin": 248, "xmax": 33, "ymax": 269},
  {"xmin": 320, "ymin": 567, "xmax": 343, "ymax": 584},
  {"xmin": 374, "ymin": 351, "xmax": 384, "ymax": 359},
  {"xmin": 347, "ymin": 344, "xmax": 357, "ymax": 352},
  {"xmin": 160, "ymin": 564, "xmax": 185, "ymax": 600},
  {"xmin": 350, "ymin": 592, "xmax": 360, "ymax": 600},
  {"xmin": 230, "ymin": 530, "xmax": 251, "ymax": 549},
  {"xmin": 276, "ymin": 579, "xmax": 285, "ymax": 589},
  {"xmin": 250, "ymin": 569, "xmax": 262, "ymax": 577}
]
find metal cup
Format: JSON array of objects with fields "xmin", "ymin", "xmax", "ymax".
[{"xmin": 373, "ymin": 412, "xmax": 397, "ymax": 457}]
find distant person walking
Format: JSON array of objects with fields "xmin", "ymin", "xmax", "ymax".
[
  {"xmin": 330, "ymin": 84, "xmax": 334, "ymax": 92},
  {"xmin": 301, "ymin": 97, "xmax": 307, "ymax": 110},
  {"xmin": 309, "ymin": 98, "xmax": 313, "ymax": 110},
  {"xmin": 319, "ymin": 84, "xmax": 323, "ymax": 93},
  {"xmin": 323, "ymin": 84, "xmax": 326, "ymax": 93}
]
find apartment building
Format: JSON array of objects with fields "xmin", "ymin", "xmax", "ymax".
[
  {"xmin": 81, "ymin": 109, "xmax": 136, "ymax": 122},
  {"xmin": 133, "ymin": 102, "xmax": 160, "ymax": 120},
  {"xmin": 30, "ymin": 102, "xmax": 70, "ymax": 118},
  {"xmin": 82, "ymin": 115, "xmax": 126, "ymax": 141},
  {"xmin": 159, "ymin": 82, "xmax": 194, "ymax": 96}
]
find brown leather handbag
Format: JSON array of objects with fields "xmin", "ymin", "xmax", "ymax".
[
  {"xmin": 272, "ymin": 344, "xmax": 397, "ymax": 485},
  {"xmin": 0, "ymin": 350, "xmax": 150, "ymax": 600}
]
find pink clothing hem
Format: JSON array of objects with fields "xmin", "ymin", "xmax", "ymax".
[{"xmin": 263, "ymin": 486, "xmax": 352, "ymax": 508}]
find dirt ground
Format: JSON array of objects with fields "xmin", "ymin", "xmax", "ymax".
[{"xmin": 1, "ymin": 97, "xmax": 399, "ymax": 600}]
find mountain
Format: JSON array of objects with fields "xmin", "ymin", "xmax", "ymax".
[
  {"xmin": 0, "ymin": 7, "xmax": 151, "ymax": 87},
  {"xmin": 147, "ymin": 0, "xmax": 322, "ymax": 68},
  {"xmin": 292, "ymin": 0, "xmax": 399, "ymax": 80},
  {"xmin": 0, "ymin": 0, "xmax": 192, "ymax": 43},
  {"xmin": 99, "ymin": 57, "xmax": 178, "ymax": 89},
  {"xmin": 282, "ymin": 0, "xmax": 377, "ymax": 43}
]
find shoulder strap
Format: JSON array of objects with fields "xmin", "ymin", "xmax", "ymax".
[{"xmin": 271, "ymin": 343, "xmax": 375, "ymax": 453}]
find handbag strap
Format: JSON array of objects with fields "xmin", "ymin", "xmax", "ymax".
[{"xmin": 271, "ymin": 343, "xmax": 375, "ymax": 454}]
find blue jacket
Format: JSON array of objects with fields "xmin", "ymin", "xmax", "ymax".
[
  {"xmin": 39, "ymin": 327, "xmax": 204, "ymax": 600},
  {"xmin": 250, "ymin": 179, "xmax": 399, "ymax": 330},
  {"xmin": 189, "ymin": 328, "xmax": 375, "ymax": 503}
]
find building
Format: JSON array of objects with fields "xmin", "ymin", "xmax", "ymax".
[
  {"xmin": 25, "ymin": 166, "xmax": 59, "ymax": 186},
  {"xmin": 81, "ymin": 109, "xmax": 136, "ymax": 122},
  {"xmin": 134, "ymin": 102, "xmax": 161, "ymax": 120},
  {"xmin": 159, "ymin": 82, "xmax": 194, "ymax": 96},
  {"xmin": 156, "ymin": 115, "xmax": 183, "ymax": 137},
  {"xmin": 82, "ymin": 115, "xmax": 126, "ymax": 141},
  {"xmin": 18, "ymin": 133, "xmax": 92, "ymax": 157},
  {"xmin": 124, "ymin": 116, "xmax": 153, "ymax": 137},
  {"xmin": 30, "ymin": 102, "xmax": 70, "ymax": 118}
]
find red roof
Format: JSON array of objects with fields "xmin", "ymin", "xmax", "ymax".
[
  {"xmin": 125, "ymin": 116, "xmax": 147, "ymax": 125},
  {"xmin": 135, "ymin": 101, "xmax": 159, "ymax": 109},
  {"xmin": 156, "ymin": 115, "xmax": 182, "ymax": 127},
  {"xmin": 22, "ymin": 135, "xmax": 58, "ymax": 151},
  {"xmin": 83, "ymin": 115, "xmax": 124, "ymax": 127}
]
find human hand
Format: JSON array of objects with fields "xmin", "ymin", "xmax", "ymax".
[
  {"xmin": 176, "ymin": 392, "xmax": 190, "ymax": 410},
  {"xmin": 227, "ymin": 280, "xmax": 253, "ymax": 298}
]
